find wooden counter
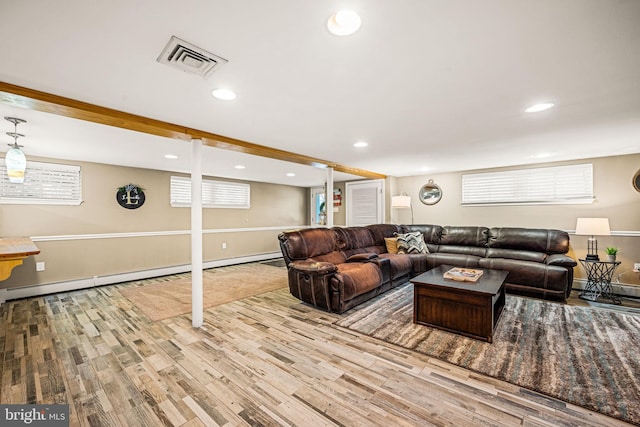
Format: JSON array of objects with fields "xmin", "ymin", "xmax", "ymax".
[{"xmin": 0, "ymin": 237, "xmax": 40, "ymax": 281}]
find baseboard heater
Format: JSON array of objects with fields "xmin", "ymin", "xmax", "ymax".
[
  {"xmin": 572, "ymin": 278, "xmax": 640, "ymax": 299},
  {"xmin": 0, "ymin": 252, "xmax": 282, "ymax": 303}
]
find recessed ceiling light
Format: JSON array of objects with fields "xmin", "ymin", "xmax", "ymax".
[
  {"xmin": 353, "ymin": 141, "xmax": 368, "ymax": 148},
  {"xmin": 327, "ymin": 10, "xmax": 361, "ymax": 36},
  {"xmin": 286, "ymin": 173, "xmax": 295, "ymax": 177},
  {"xmin": 212, "ymin": 88, "xmax": 236, "ymax": 100},
  {"xmin": 525, "ymin": 102, "xmax": 554, "ymax": 113},
  {"xmin": 234, "ymin": 165, "xmax": 245, "ymax": 169},
  {"xmin": 164, "ymin": 154, "xmax": 178, "ymax": 159},
  {"xmin": 533, "ymin": 152, "xmax": 555, "ymax": 159}
]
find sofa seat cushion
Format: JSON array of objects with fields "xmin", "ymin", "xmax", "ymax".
[
  {"xmin": 311, "ymin": 251, "xmax": 347, "ymax": 265},
  {"xmin": 426, "ymin": 253, "xmax": 482, "ymax": 269},
  {"xmin": 436, "ymin": 245, "xmax": 486, "ymax": 257},
  {"xmin": 478, "ymin": 258, "xmax": 568, "ymax": 293},
  {"xmin": 334, "ymin": 262, "xmax": 383, "ymax": 301},
  {"xmin": 485, "ymin": 248, "xmax": 547, "ymax": 263},
  {"xmin": 378, "ymin": 253, "xmax": 414, "ymax": 279}
]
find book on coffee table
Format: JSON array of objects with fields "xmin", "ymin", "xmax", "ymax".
[{"xmin": 443, "ymin": 267, "xmax": 483, "ymax": 282}]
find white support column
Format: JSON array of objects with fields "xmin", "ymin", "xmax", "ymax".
[
  {"xmin": 326, "ymin": 167, "xmax": 334, "ymax": 228},
  {"xmin": 191, "ymin": 139, "xmax": 204, "ymax": 328}
]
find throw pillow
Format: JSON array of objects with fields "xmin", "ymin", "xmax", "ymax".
[
  {"xmin": 395, "ymin": 232, "xmax": 428, "ymax": 254},
  {"xmin": 384, "ymin": 237, "xmax": 399, "ymax": 254}
]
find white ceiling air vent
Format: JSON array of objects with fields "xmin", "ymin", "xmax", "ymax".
[{"xmin": 157, "ymin": 36, "xmax": 228, "ymax": 79}]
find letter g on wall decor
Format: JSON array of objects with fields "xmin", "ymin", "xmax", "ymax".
[{"xmin": 116, "ymin": 184, "xmax": 146, "ymax": 209}]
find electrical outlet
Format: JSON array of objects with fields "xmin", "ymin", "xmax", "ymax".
[
  {"xmin": 222, "ymin": 242, "xmax": 227, "ymax": 249},
  {"xmin": 36, "ymin": 262, "xmax": 46, "ymax": 272}
]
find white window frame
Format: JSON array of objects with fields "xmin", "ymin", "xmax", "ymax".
[
  {"xmin": 0, "ymin": 160, "xmax": 82, "ymax": 205},
  {"xmin": 170, "ymin": 176, "xmax": 250, "ymax": 209},
  {"xmin": 462, "ymin": 163, "xmax": 594, "ymax": 206}
]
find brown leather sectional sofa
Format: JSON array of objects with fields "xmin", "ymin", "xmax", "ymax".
[{"xmin": 278, "ymin": 224, "xmax": 577, "ymax": 313}]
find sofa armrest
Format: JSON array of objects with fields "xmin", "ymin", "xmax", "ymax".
[
  {"xmin": 347, "ymin": 253, "xmax": 379, "ymax": 262},
  {"xmin": 287, "ymin": 260, "xmax": 338, "ymax": 311},
  {"xmin": 290, "ymin": 260, "xmax": 338, "ymax": 274},
  {"xmin": 545, "ymin": 254, "xmax": 577, "ymax": 268}
]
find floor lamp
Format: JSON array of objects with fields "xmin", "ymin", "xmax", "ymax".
[
  {"xmin": 575, "ymin": 217, "xmax": 610, "ymax": 261},
  {"xmin": 392, "ymin": 193, "xmax": 413, "ymax": 224}
]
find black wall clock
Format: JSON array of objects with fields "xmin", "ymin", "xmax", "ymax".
[{"xmin": 116, "ymin": 184, "xmax": 145, "ymax": 209}]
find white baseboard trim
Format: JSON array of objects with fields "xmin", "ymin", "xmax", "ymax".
[
  {"xmin": 2, "ymin": 252, "xmax": 282, "ymax": 302},
  {"xmin": 572, "ymin": 278, "xmax": 640, "ymax": 299}
]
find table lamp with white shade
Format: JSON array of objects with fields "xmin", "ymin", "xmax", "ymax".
[{"xmin": 575, "ymin": 218, "xmax": 611, "ymax": 261}]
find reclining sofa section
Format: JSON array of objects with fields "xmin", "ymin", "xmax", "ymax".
[{"xmin": 278, "ymin": 224, "xmax": 577, "ymax": 313}]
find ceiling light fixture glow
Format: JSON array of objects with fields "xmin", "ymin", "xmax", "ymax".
[
  {"xmin": 212, "ymin": 88, "xmax": 236, "ymax": 100},
  {"xmin": 286, "ymin": 173, "xmax": 295, "ymax": 177},
  {"xmin": 4, "ymin": 117, "xmax": 27, "ymax": 183},
  {"xmin": 353, "ymin": 141, "xmax": 368, "ymax": 148},
  {"xmin": 164, "ymin": 154, "xmax": 178, "ymax": 159},
  {"xmin": 327, "ymin": 10, "xmax": 361, "ymax": 36},
  {"xmin": 234, "ymin": 165, "xmax": 245, "ymax": 169},
  {"xmin": 525, "ymin": 102, "xmax": 554, "ymax": 113}
]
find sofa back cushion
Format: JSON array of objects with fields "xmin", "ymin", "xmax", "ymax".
[
  {"xmin": 400, "ymin": 224, "xmax": 442, "ymax": 244},
  {"xmin": 333, "ymin": 227, "xmax": 381, "ymax": 256},
  {"xmin": 488, "ymin": 227, "xmax": 570, "ymax": 254},
  {"xmin": 278, "ymin": 228, "xmax": 346, "ymax": 264},
  {"xmin": 440, "ymin": 226, "xmax": 489, "ymax": 247},
  {"xmin": 485, "ymin": 248, "xmax": 547, "ymax": 263},
  {"xmin": 366, "ymin": 224, "xmax": 401, "ymax": 244}
]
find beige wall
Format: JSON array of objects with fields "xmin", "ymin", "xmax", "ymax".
[
  {"xmin": 1, "ymin": 157, "xmax": 308, "ymax": 289},
  {"xmin": 390, "ymin": 154, "xmax": 640, "ymax": 285},
  {"xmin": 3, "ymin": 153, "xmax": 638, "ymax": 291},
  {"xmin": 332, "ymin": 182, "xmax": 347, "ymax": 226}
]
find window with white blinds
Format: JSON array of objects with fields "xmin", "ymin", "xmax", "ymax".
[
  {"xmin": 170, "ymin": 176, "xmax": 250, "ymax": 208},
  {"xmin": 462, "ymin": 163, "xmax": 594, "ymax": 205},
  {"xmin": 346, "ymin": 180, "xmax": 384, "ymax": 226},
  {"xmin": 0, "ymin": 160, "xmax": 82, "ymax": 205}
]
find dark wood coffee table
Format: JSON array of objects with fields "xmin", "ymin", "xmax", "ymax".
[{"xmin": 410, "ymin": 265, "xmax": 508, "ymax": 343}]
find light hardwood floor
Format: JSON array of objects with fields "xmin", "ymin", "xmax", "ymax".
[{"xmin": 0, "ymin": 265, "xmax": 634, "ymax": 426}]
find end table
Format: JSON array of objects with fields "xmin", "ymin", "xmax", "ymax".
[{"xmin": 579, "ymin": 259, "xmax": 622, "ymax": 304}]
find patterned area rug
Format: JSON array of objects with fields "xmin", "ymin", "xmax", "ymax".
[
  {"xmin": 120, "ymin": 263, "xmax": 287, "ymax": 321},
  {"xmin": 334, "ymin": 284, "xmax": 640, "ymax": 425}
]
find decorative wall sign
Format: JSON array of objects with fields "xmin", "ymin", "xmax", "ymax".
[
  {"xmin": 333, "ymin": 188, "xmax": 342, "ymax": 206},
  {"xmin": 116, "ymin": 184, "xmax": 145, "ymax": 209}
]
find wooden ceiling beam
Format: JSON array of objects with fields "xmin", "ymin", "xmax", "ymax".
[{"xmin": 0, "ymin": 81, "xmax": 386, "ymax": 180}]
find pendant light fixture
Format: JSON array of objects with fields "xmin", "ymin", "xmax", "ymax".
[{"xmin": 5, "ymin": 117, "xmax": 27, "ymax": 183}]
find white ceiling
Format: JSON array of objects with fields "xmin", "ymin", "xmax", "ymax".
[{"xmin": 1, "ymin": 0, "xmax": 639, "ymax": 187}]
